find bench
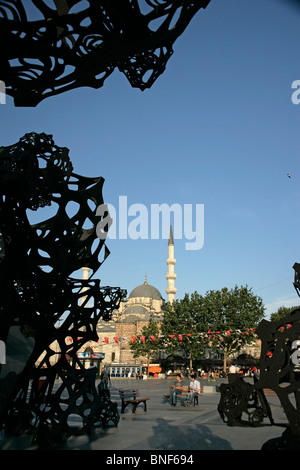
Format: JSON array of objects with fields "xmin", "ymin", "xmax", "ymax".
[
  {"xmin": 119, "ymin": 389, "xmax": 150, "ymax": 414},
  {"xmin": 181, "ymin": 389, "xmax": 201, "ymax": 406},
  {"xmin": 164, "ymin": 386, "xmax": 203, "ymax": 406}
]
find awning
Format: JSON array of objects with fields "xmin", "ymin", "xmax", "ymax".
[{"xmin": 149, "ymin": 366, "xmax": 162, "ymax": 373}]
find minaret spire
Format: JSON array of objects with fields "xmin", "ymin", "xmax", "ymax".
[{"xmin": 166, "ymin": 224, "xmax": 177, "ymax": 303}]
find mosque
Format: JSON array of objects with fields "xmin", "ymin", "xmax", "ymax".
[
  {"xmin": 76, "ymin": 225, "xmax": 177, "ymax": 373},
  {"xmin": 46, "ymin": 223, "xmax": 260, "ymax": 374}
]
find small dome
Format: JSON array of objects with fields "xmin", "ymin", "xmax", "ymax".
[
  {"xmin": 123, "ymin": 306, "xmax": 149, "ymax": 315},
  {"xmin": 129, "ymin": 279, "xmax": 162, "ymax": 300},
  {"xmin": 123, "ymin": 306, "xmax": 150, "ymax": 323},
  {"xmin": 122, "ymin": 305, "xmax": 151, "ymax": 323}
]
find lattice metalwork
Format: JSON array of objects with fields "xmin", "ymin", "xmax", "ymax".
[
  {"xmin": 293, "ymin": 263, "xmax": 300, "ymax": 297},
  {"xmin": 0, "ymin": 132, "xmax": 126, "ymax": 446},
  {"xmin": 256, "ymin": 308, "xmax": 300, "ymax": 449},
  {"xmin": 218, "ymin": 374, "xmax": 273, "ymax": 428},
  {"xmin": 0, "ymin": 0, "xmax": 211, "ymax": 106},
  {"xmin": 218, "ymin": 300, "xmax": 300, "ymax": 449}
]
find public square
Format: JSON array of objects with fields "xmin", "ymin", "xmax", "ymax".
[
  {"xmin": 0, "ymin": 1, "xmax": 299, "ymax": 458},
  {"xmin": 0, "ymin": 376, "xmax": 289, "ymax": 451}
]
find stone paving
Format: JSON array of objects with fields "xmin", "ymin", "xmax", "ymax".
[{"xmin": 0, "ymin": 377, "xmax": 289, "ymax": 451}]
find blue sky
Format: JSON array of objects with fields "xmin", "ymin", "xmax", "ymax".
[{"xmin": 1, "ymin": 0, "xmax": 300, "ymax": 318}]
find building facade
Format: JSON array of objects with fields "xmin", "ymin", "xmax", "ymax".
[
  {"xmin": 73, "ymin": 226, "xmax": 176, "ymax": 370},
  {"xmin": 37, "ymin": 223, "xmax": 261, "ymax": 373},
  {"xmin": 114, "ymin": 276, "xmax": 165, "ymax": 364}
]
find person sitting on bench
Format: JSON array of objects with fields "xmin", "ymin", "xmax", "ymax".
[
  {"xmin": 169, "ymin": 374, "xmax": 188, "ymax": 406},
  {"xmin": 184, "ymin": 375, "xmax": 201, "ymax": 407}
]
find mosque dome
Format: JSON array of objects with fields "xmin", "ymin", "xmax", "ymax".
[
  {"xmin": 123, "ymin": 306, "xmax": 149, "ymax": 315},
  {"xmin": 122, "ymin": 305, "xmax": 150, "ymax": 322},
  {"xmin": 128, "ymin": 278, "xmax": 163, "ymax": 300}
]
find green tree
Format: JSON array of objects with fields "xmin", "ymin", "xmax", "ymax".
[
  {"xmin": 129, "ymin": 318, "xmax": 161, "ymax": 373},
  {"xmin": 160, "ymin": 292, "xmax": 207, "ymax": 370},
  {"xmin": 201, "ymin": 285, "xmax": 265, "ymax": 371},
  {"xmin": 270, "ymin": 305, "xmax": 300, "ymax": 322}
]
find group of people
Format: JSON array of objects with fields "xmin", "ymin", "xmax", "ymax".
[{"xmin": 168, "ymin": 373, "xmax": 201, "ymax": 407}]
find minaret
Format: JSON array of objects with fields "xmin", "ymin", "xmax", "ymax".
[
  {"xmin": 166, "ymin": 224, "xmax": 177, "ymax": 303},
  {"xmin": 82, "ymin": 267, "xmax": 90, "ymax": 281},
  {"xmin": 81, "ymin": 267, "xmax": 90, "ymax": 305}
]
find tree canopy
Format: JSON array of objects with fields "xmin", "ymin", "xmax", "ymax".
[
  {"xmin": 161, "ymin": 286, "xmax": 265, "ymax": 371},
  {"xmin": 270, "ymin": 305, "xmax": 300, "ymax": 322},
  {"xmin": 129, "ymin": 285, "xmax": 265, "ymax": 372},
  {"xmin": 160, "ymin": 292, "xmax": 207, "ymax": 369},
  {"xmin": 129, "ymin": 318, "xmax": 161, "ymax": 370}
]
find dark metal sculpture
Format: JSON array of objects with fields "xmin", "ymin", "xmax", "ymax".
[
  {"xmin": 0, "ymin": 0, "xmax": 211, "ymax": 107},
  {"xmin": 218, "ymin": 263, "xmax": 300, "ymax": 449},
  {"xmin": 0, "ymin": 132, "xmax": 126, "ymax": 446},
  {"xmin": 256, "ymin": 306, "xmax": 300, "ymax": 449},
  {"xmin": 218, "ymin": 374, "xmax": 273, "ymax": 427},
  {"xmin": 293, "ymin": 262, "xmax": 300, "ymax": 297}
]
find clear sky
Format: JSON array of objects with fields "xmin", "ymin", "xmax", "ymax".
[{"xmin": 1, "ymin": 0, "xmax": 300, "ymax": 319}]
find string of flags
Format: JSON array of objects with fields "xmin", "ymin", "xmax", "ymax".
[{"xmin": 66, "ymin": 329, "xmax": 255, "ymax": 345}]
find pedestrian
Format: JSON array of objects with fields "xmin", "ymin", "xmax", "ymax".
[
  {"xmin": 99, "ymin": 365, "xmax": 111, "ymax": 390},
  {"xmin": 253, "ymin": 366, "xmax": 259, "ymax": 382}
]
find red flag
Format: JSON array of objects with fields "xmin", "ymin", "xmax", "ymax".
[
  {"xmin": 131, "ymin": 336, "xmax": 136, "ymax": 343},
  {"xmin": 150, "ymin": 336, "xmax": 156, "ymax": 341},
  {"xmin": 104, "ymin": 337, "xmax": 109, "ymax": 344},
  {"xmin": 168, "ymin": 335, "xmax": 175, "ymax": 338},
  {"xmin": 226, "ymin": 330, "xmax": 231, "ymax": 336},
  {"xmin": 113, "ymin": 337, "xmax": 119, "ymax": 343},
  {"xmin": 178, "ymin": 334, "xmax": 183, "ymax": 341},
  {"xmin": 141, "ymin": 336, "xmax": 145, "ymax": 343}
]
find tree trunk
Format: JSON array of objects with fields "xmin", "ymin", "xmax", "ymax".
[
  {"xmin": 147, "ymin": 356, "xmax": 150, "ymax": 376},
  {"xmin": 189, "ymin": 352, "xmax": 193, "ymax": 372},
  {"xmin": 223, "ymin": 348, "xmax": 228, "ymax": 374}
]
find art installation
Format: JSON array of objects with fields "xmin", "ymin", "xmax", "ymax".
[
  {"xmin": 256, "ymin": 299, "xmax": 300, "ymax": 449},
  {"xmin": 0, "ymin": 0, "xmax": 211, "ymax": 106},
  {"xmin": 217, "ymin": 374, "xmax": 273, "ymax": 428},
  {"xmin": 0, "ymin": 0, "xmax": 215, "ymax": 448},
  {"xmin": 0, "ymin": 132, "xmax": 126, "ymax": 446},
  {"xmin": 218, "ymin": 263, "xmax": 300, "ymax": 449}
]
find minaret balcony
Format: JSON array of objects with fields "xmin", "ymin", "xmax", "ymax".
[
  {"xmin": 166, "ymin": 273, "xmax": 176, "ymax": 280},
  {"xmin": 166, "ymin": 287, "xmax": 177, "ymax": 294}
]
